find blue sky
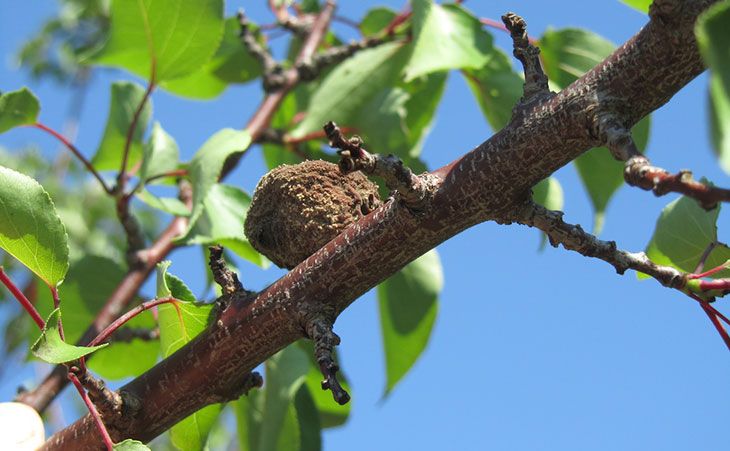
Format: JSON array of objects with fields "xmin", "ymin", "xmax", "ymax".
[{"xmin": 1, "ymin": 1, "xmax": 729, "ymax": 450}]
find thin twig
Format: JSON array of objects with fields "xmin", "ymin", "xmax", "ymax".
[
  {"xmin": 31, "ymin": 123, "xmax": 112, "ymax": 194},
  {"xmin": 68, "ymin": 371, "xmax": 113, "ymax": 451},
  {"xmin": 0, "ymin": 268, "xmax": 44, "ymax": 330},
  {"xmin": 117, "ymin": 71, "xmax": 156, "ymax": 193}
]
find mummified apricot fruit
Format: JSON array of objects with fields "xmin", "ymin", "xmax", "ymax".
[{"xmin": 244, "ymin": 160, "xmax": 380, "ymax": 269}]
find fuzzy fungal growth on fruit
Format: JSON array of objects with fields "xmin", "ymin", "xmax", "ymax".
[{"xmin": 244, "ymin": 160, "xmax": 381, "ymax": 269}]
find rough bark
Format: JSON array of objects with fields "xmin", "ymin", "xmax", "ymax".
[{"xmin": 42, "ymin": 0, "xmax": 716, "ymax": 448}]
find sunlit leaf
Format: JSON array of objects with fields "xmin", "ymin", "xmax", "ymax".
[
  {"xmin": 114, "ymin": 439, "xmax": 151, "ymax": 451},
  {"xmin": 92, "ymin": 81, "xmax": 152, "ymax": 171},
  {"xmin": 161, "ymin": 17, "xmax": 263, "ymax": 99},
  {"xmin": 643, "ymin": 196, "xmax": 730, "ymax": 279},
  {"xmin": 620, "ymin": 0, "xmax": 651, "ymax": 14},
  {"xmin": 463, "ymin": 44, "xmax": 523, "ymax": 132},
  {"xmin": 31, "ymin": 309, "xmax": 107, "ymax": 364},
  {"xmin": 378, "ymin": 250, "xmax": 442, "ymax": 395},
  {"xmin": 0, "ymin": 88, "xmax": 39, "ymax": 134},
  {"xmin": 135, "ymin": 189, "xmax": 190, "ymax": 217},
  {"xmin": 290, "ymin": 42, "xmax": 409, "ymax": 139},
  {"xmin": 181, "ymin": 129, "xmax": 251, "ymax": 238},
  {"xmin": 405, "ymin": 1, "xmax": 491, "ymax": 81},
  {"xmin": 182, "ymin": 183, "xmax": 266, "ymax": 267},
  {"xmin": 140, "ymin": 122, "xmax": 179, "ymax": 183},
  {"xmin": 0, "ymin": 165, "xmax": 68, "ymax": 286},
  {"xmin": 91, "ymin": 0, "xmax": 224, "ymax": 81},
  {"xmin": 360, "ymin": 7, "xmax": 397, "ymax": 37},
  {"xmin": 156, "ymin": 261, "xmax": 218, "ymax": 451},
  {"xmin": 532, "ymin": 177, "xmax": 564, "ymax": 212}
]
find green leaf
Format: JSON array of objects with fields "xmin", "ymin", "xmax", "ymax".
[
  {"xmin": 620, "ymin": 0, "xmax": 651, "ymax": 14},
  {"xmin": 156, "ymin": 262, "xmax": 218, "ymax": 451},
  {"xmin": 135, "ymin": 189, "xmax": 190, "ymax": 217},
  {"xmin": 31, "ymin": 309, "xmax": 107, "ymax": 364},
  {"xmin": 405, "ymin": 1, "xmax": 491, "ymax": 81},
  {"xmin": 540, "ymin": 27, "xmax": 616, "ymax": 89},
  {"xmin": 644, "ymin": 196, "xmax": 730, "ymax": 278},
  {"xmin": 140, "ymin": 122, "xmax": 179, "ymax": 183},
  {"xmin": 182, "ymin": 129, "xmax": 251, "ymax": 237},
  {"xmin": 0, "ymin": 165, "xmax": 68, "ymax": 286},
  {"xmin": 0, "ymin": 88, "xmax": 40, "ymax": 133},
  {"xmin": 114, "ymin": 439, "xmax": 151, "ymax": 451},
  {"xmin": 91, "ymin": 0, "xmax": 225, "ymax": 81},
  {"xmin": 463, "ymin": 45, "xmax": 524, "ymax": 131},
  {"xmin": 360, "ymin": 7, "xmax": 397, "ymax": 37},
  {"xmin": 290, "ymin": 42, "xmax": 410, "ymax": 139},
  {"xmin": 92, "ymin": 82, "xmax": 153, "ymax": 171},
  {"xmin": 540, "ymin": 28, "xmax": 651, "ymax": 233},
  {"xmin": 182, "ymin": 183, "xmax": 267, "ymax": 267},
  {"xmin": 31, "ymin": 255, "xmax": 158, "ymax": 379},
  {"xmin": 355, "ymin": 72, "xmax": 447, "ymax": 160},
  {"xmin": 161, "ymin": 17, "xmax": 263, "ymax": 99},
  {"xmin": 574, "ymin": 117, "xmax": 651, "ymax": 234},
  {"xmin": 293, "ymin": 385, "xmax": 322, "ymax": 451},
  {"xmin": 378, "ymin": 250, "xmax": 442, "ymax": 395},
  {"xmin": 236, "ymin": 345, "xmax": 314, "ymax": 451},
  {"xmin": 532, "ymin": 177, "xmax": 564, "ymax": 212},
  {"xmin": 696, "ymin": 1, "xmax": 730, "ymax": 174}
]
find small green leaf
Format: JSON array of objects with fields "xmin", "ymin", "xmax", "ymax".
[
  {"xmin": 182, "ymin": 129, "xmax": 252, "ymax": 237},
  {"xmin": 620, "ymin": 0, "xmax": 652, "ymax": 14},
  {"xmin": 31, "ymin": 309, "xmax": 107, "ymax": 364},
  {"xmin": 405, "ymin": 1, "xmax": 491, "ymax": 81},
  {"xmin": 135, "ymin": 190, "xmax": 190, "ymax": 217},
  {"xmin": 378, "ymin": 250, "xmax": 442, "ymax": 395},
  {"xmin": 696, "ymin": 1, "xmax": 730, "ymax": 174},
  {"xmin": 643, "ymin": 196, "xmax": 730, "ymax": 279},
  {"xmin": 0, "ymin": 165, "xmax": 68, "ymax": 286},
  {"xmin": 161, "ymin": 17, "xmax": 263, "ymax": 99},
  {"xmin": 360, "ymin": 7, "xmax": 397, "ymax": 37},
  {"xmin": 182, "ymin": 183, "xmax": 267, "ymax": 267},
  {"xmin": 92, "ymin": 82, "xmax": 153, "ymax": 171},
  {"xmin": 140, "ymin": 122, "xmax": 179, "ymax": 183},
  {"xmin": 0, "ymin": 88, "xmax": 40, "ymax": 134},
  {"xmin": 463, "ymin": 44, "xmax": 524, "ymax": 131},
  {"xmin": 31, "ymin": 256, "xmax": 157, "ymax": 379},
  {"xmin": 290, "ymin": 42, "xmax": 410, "ymax": 139},
  {"xmin": 355, "ymin": 72, "xmax": 447, "ymax": 160},
  {"xmin": 156, "ymin": 263, "xmax": 217, "ymax": 451},
  {"xmin": 91, "ymin": 0, "xmax": 225, "ymax": 81},
  {"xmin": 113, "ymin": 439, "xmax": 151, "ymax": 451},
  {"xmin": 532, "ymin": 177, "xmax": 564, "ymax": 212},
  {"xmin": 540, "ymin": 27, "xmax": 616, "ymax": 89}
]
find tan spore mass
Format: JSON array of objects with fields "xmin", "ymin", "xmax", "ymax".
[{"xmin": 244, "ymin": 160, "xmax": 381, "ymax": 269}]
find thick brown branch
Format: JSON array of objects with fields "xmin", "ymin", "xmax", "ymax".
[{"xmin": 42, "ymin": 1, "xmax": 718, "ymax": 448}]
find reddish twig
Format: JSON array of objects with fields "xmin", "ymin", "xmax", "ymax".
[
  {"xmin": 283, "ymin": 126, "xmax": 357, "ymax": 145},
  {"xmin": 625, "ymin": 156, "xmax": 730, "ymax": 210},
  {"xmin": 117, "ymin": 69, "xmax": 156, "ymax": 193},
  {"xmin": 0, "ymin": 268, "xmax": 45, "ymax": 330},
  {"xmin": 383, "ymin": 7, "xmax": 411, "ymax": 37},
  {"xmin": 87, "ymin": 297, "xmax": 180, "ymax": 349},
  {"xmin": 30, "ymin": 123, "xmax": 112, "ymax": 194},
  {"xmin": 130, "ymin": 168, "xmax": 189, "ymax": 194},
  {"xmin": 699, "ymin": 301, "xmax": 730, "ymax": 352},
  {"xmin": 68, "ymin": 371, "xmax": 114, "ymax": 451}
]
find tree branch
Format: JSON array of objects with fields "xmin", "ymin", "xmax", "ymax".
[{"xmin": 42, "ymin": 1, "xmax": 719, "ymax": 448}]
